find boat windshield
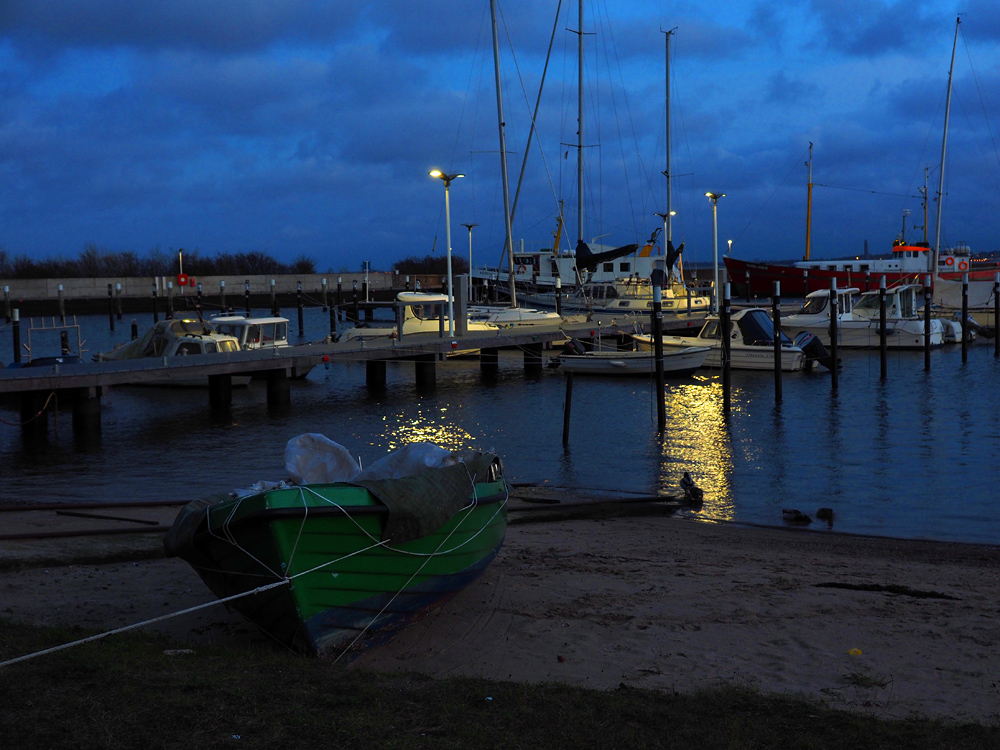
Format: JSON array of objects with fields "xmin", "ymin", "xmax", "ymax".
[
  {"xmin": 853, "ymin": 295, "xmax": 880, "ymax": 318},
  {"xmin": 737, "ymin": 310, "xmax": 783, "ymax": 345},
  {"xmin": 798, "ymin": 296, "xmax": 828, "ymax": 316}
]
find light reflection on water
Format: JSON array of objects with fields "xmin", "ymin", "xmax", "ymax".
[{"xmin": 2, "ymin": 311, "xmax": 1000, "ymax": 544}]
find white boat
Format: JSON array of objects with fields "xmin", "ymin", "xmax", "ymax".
[
  {"xmin": 339, "ymin": 292, "xmax": 499, "ymax": 343},
  {"xmin": 557, "ymin": 345, "xmax": 710, "ymax": 377},
  {"xmin": 782, "ymin": 285, "xmax": 947, "ymax": 349},
  {"xmin": 633, "ymin": 308, "xmax": 808, "ymax": 371},
  {"xmin": 211, "ymin": 314, "xmax": 290, "ymax": 350},
  {"xmin": 467, "ymin": 304, "xmax": 563, "ymax": 327},
  {"xmin": 516, "ymin": 276, "xmax": 710, "ymax": 332},
  {"xmin": 95, "ymin": 315, "xmax": 251, "ymax": 387}
]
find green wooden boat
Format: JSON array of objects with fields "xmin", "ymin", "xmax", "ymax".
[{"xmin": 165, "ymin": 452, "xmax": 507, "ymax": 656}]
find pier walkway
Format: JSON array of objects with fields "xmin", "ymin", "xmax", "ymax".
[{"xmin": 0, "ymin": 319, "xmax": 628, "ymax": 436}]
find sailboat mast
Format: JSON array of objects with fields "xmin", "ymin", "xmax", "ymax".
[
  {"xmin": 490, "ymin": 0, "xmax": 517, "ymax": 306},
  {"xmin": 933, "ymin": 17, "xmax": 961, "ymax": 275},
  {"xmin": 664, "ymin": 28, "xmax": 675, "ymax": 243},
  {"xmin": 804, "ymin": 142, "xmax": 813, "ymax": 261},
  {"xmin": 577, "ymin": 0, "xmax": 584, "ymax": 247},
  {"xmin": 922, "ymin": 166, "xmax": 929, "ymax": 245}
]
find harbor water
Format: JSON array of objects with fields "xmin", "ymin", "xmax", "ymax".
[{"xmin": 1, "ymin": 309, "xmax": 998, "ymax": 545}]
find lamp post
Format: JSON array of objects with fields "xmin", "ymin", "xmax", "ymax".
[
  {"xmin": 727, "ymin": 239, "xmax": 733, "ymax": 257},
  {"xmin": 461, "ymin": 223, "xmax": 478, "ymax": 275},
  {"xmin": 429, "ymin": 170, "xmax": 465, "ymax": 335},
  {"xmin": 705, "ymin": 192, "xmax": 725, "ymax": 313}
]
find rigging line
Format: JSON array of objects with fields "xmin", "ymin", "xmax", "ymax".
[
  {"xmin": 503, "ymin": 0, "xmax": 564, "ymax": 226},
  {"xmin": 731, "ymin": 146, "xmax": 808, "ymax": 245},
  {"xmin": 955, "ymin": 91, "xmax": 1000, "ymax": 197},
  {"xmin": 961, "ymin": 25, "xmax": 1000, "ymax": 177},
  {"xmin": 596, "ymin": 0, "xmax": 642, "ymax": 240},
  {"xmin": 812, "ymin": 183, "xmax": 920, "ymax": 199}
]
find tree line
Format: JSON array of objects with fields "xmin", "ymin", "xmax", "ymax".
[
  {"xmin": 0, "ymin": 247, "xmax": 469, "ymax": 279},
  {"xmin": 0, "ymin": 245, "xmax": 317, "ymax": 279}
]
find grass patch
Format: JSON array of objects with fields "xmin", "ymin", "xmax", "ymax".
[{"xmin": 0, "ymin": 618, "xmax": 997, "ymax": 749}]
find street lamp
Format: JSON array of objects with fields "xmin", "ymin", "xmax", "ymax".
[
  {"xmin": 705, "ymin": 192, "xmax": 725, "ymax": 313},
  {"xmin": 461, "ymin": 223, "xmax": 478, "ymax": 275},
  {"xmin": 727, "ymin": 239, "xmax": 733, "ymax": 257},
  {"xmin": 429, "ymin": 170, "xmax": 465, "ymax": 336},
  {"xmin": 654, "ymin": 211, "xmax": 676, "ymax": 254}
]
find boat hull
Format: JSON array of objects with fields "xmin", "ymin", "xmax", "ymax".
[
  {"xmin": 168, "ymin": 478, "xmax": 508, "ymax": 657},
  {"xmin": 558, "ymin": 347, "xmax": 709, "ymax": 376},
  {"xmin": 781, "ymin": 321, "xmax": 945, "ymax": 349},
  {"xmin": 634, "ymin": 335, "xmax": 805, "ymax": 371}
]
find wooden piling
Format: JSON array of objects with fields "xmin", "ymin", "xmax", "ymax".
[
  {"xmin": 772, "ymin": 281, "xmax": 782, "ymax": 403},
  {"xmin": 961, "ymin": 273, "xmax": 969, "ymax": 363},
  {"xmin": 923, "ymin": 274, "xmax": 932, "ymax": 372},
  {"xmin": 721, "ymin": 283, "xmax": 731, "ymax": 419},
  {"xmin": 879, "ymin": 276, "xmax": 887, "ymax": 379},
  {"xmin": 829, "ymin": 278, "xmax": 838, "ymax": 391}
]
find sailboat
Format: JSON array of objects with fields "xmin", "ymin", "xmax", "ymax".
[{"xmin": 478, "ymin": 14, "xmax": 709, "ymax": 333}]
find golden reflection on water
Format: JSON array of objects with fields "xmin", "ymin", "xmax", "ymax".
[
  {"xmin": 656, "ymin": 378, "xmax": 738, "ymax": 520},
  {"xmin": 368, "ymin": 406, "xmax": 476, "ymax": 456}
]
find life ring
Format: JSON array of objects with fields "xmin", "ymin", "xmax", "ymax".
[
  {"xmin": 517, "ymin": 264, "xmax": 527, "ymax": 274},
  {"xmin": 945, "ymin": 257, "xmax": 954, "ymax": 266},
  {"xmin": 177, "ymin": 273, "xmax": 188, "ymax": 286},
  {"xmin": 958, "ymin": 260, "xmax": 969, "ymax": 271}
]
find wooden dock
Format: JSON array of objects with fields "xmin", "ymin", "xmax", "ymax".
[{"xmin": 0, "ymin": 320, "xmax": 631, "ymax": 435}]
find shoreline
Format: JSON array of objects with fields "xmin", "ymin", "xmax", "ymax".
[{"xmin": 2, "ymin": 503, "xmax": 998, "ymax": 722}]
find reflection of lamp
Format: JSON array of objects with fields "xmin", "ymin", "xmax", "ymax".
[
  {"xmin": 705, "ymin": 193, "xmax": 726, "ymax": 313},
  {"xmin": 429, "ymin": 170, "xmax": 465, "ymax": 336}
]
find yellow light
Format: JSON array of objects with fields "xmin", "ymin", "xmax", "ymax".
[{"xmin": 429, "ymin": 169, "xmax": 443, "ymax": 178}]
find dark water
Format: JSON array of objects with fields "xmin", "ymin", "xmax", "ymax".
[{"xmin": 2, "ymin": 310, "xmax": 999, "ymax": 545}]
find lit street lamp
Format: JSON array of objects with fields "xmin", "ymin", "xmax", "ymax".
[
  {"xmin": 654, "ymin": 211, "xmax": 676, "ymax": 255},
  {"xmin": 705, "ymin": 192, "xmax": 726, "ymax": 313},
  {"xmin": 429, "ymin": 170, "xmax": 465, "ymax": 336}
]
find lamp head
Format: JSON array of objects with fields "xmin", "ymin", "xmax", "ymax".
[{"xmin": 429, "ymin": 170, "xmax": 465, "ymax": 186}]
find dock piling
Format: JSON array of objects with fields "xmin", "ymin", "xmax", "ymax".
[
  {"xmin": 152, "ymin": 282, "xmax": 159, "ymax": 323},
  {"xmin": 219, "ymin": 280, "xmax": 226, "ymax": 312},
  {"xmin": 923, "ymin": 274, "xmax": 932, "ymax": 372},
  {"xmin": 879, "ymin": 276, "xmax": 887, "ymax": 378},
  {"xmin": 829, "ymin": 278, "xmax": 838, "ymax": 391},
  {"xmin": 651, "ymin": 262, "xmax": 666, "ymax": 431},
  {"xmin": 772, "ymin": 282, "xmax": 782, "ymax": 403},
  {"xmin": 994, "ymin": 273, "xmax": 999, "ymax": 359},
  {"xmin": 962, "ymin": 274, "xmax": 969, "ymax": 363},
  {"xmin": 297, "ymin": 281, "xmax": 304, "ymax": 338},
  {"xmin": 721, "ymin": 283, "xmax": 731, "ymax": 419},
  {"xmin": 58, "ymin": 284, "xmax": 66, "ymax": 324},
  {"xmin": 12, "ymin": 308, "xmax": 21, "ymax": 363},
  {"xmin": 115, "ymin": 283, "xmax": 122, "ymax": 321},
  {"xmin": 166, "ymin": 281, "xmax": 174, "ymax": 320},
  {"xmin": 107, "ymin": 284, "xmax": 115, "ymax": 332},
  {"xmin": 3, "ymin": 285, "xmax": 10, "ymax": 323},
  {"xmin": 244, "ymin": 280, "xmax": 251, "ymax": 317}
]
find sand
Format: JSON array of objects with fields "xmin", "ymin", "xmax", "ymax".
[{"xmin": 2, "ymin": 509, "xmax": 998, "ymax": 722}]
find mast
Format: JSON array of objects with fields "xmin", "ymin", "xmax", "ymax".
[
  {"xmin": 576, "ymin": 0, "xmax": 584, "ymax": 247},
  {"xmin": 804, "ymin": 142, "xmax": 813, "ymax": 261},
  {"xmin": 489, "ymin": 0, "xmax": 517, "ymax": 306},
  {"xmin": 933, "ymin": 16, "xmax": 961, "ymax": 274},
  {"xmin": 663, "ymin": 28, "xmax": 675, "ymax": 244},
  {"xmin": 922, "ymin": 166, "xmax": 929, "ymax": 244}
]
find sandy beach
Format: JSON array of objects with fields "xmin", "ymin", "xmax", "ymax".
[{"xmin": 2, "ymin": 504, "xmax": 998, "ymax": 723}]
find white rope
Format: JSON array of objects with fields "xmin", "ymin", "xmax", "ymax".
[
  {"xmin": 0, "ymin": 578, "xmax": 291, "ymax": 668},
  {"xmin": 1, "ymin": 462, "xmax": 509, "ymax": 668}
]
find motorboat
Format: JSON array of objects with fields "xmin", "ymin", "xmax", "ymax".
[
  {"xmin": 633, "ymin": 307, "xmax": 809, "ymax": 371},
  {"xmin": 555, "ymin": 340, "xmax": 710, "ymax": 377},
  {"xmin": 467, "ymin": 304, "xmax": 563, "ymax": 327},
  {"xmin": 211, "ymin": 314, "xmax": 291, "ymax": 350},
  {"xmin": 339, "ymin": 292, "xmax": 500, "ymax": 343},
  {"xmin": 94, "ymin": 315, "xmax": 251, "ymax": 386},
  {"xmin": 165, "ymin": 438, "xmax": 508, "ymax": 657},
  {"xmin": 782, "ymin": 285, "xmax": 948, "ymax": 349}
]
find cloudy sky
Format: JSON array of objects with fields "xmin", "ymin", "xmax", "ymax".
[{"xmin": 1, "ymin": 0, "xmax": 998, "ymax": 273}]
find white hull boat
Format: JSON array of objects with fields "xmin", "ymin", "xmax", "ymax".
[
  {"xmin": 557, "ymin": 345, "xmax": 709, "ymax": 377},
  {"xmin": 633, "ymin": 308, "xmax": 808, "ymax": 371}
]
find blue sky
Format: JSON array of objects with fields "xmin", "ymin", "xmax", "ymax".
[{"xmin": 1, "ymin": 0, "xmax": 999, "ymax": 272}]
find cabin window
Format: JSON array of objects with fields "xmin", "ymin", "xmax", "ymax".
[
  {"xmin": 247, "ymin": 324, "xmax": 260, "ymax": 344},
  {"xmin": 701, "ymin": 321, "xmax": 721, "ymax": 339},
  {"xmin": 619, "ymin": 262, "xmax": 631, "ymax": 273},
  {"xmin": 827, "ymin": 265, "xmax": 838, "ymax": 271},
  {"xmin": 219, "ymin": 340, "xmax": 239, "ymax": 353},
  {"xmin": 176, "ymin": 342, "xmax": 201, "ymax": 355},
  {"xmin": 799, "ymin": 296, "xmax": 828, "ymax": 315},
  {"xmin": 844, "ymin": 265, "xmax": 853, "ymax": 272},
  {"xmin": 859, "ymin": 264, "xmax": 870, "ymax": 272},
  {"xmin": 275, "ymin": 323, "xmax": 287, "ymax": 342},
  {"xmin": 205, "ymin": 342, "xmax": 218, "ymax": 353},
  {"xmin": 603, "ymin": 262, "xmax": 614, "ymax": 273}
]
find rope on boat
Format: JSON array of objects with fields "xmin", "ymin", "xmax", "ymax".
[
  {"xmin": 0, "ymin": 578, "xmax": 292, "ymax": 668},
  {"xmin": 1, "ymin": 457, "xmax": 510, "ymax": 668}
]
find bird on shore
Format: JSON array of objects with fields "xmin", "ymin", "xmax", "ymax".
[
  {"xmin": 782, "ymin": 508, "xmax": 812, "ymax": 525},
  {"xmin": 679, "ymin": 472, "xmax": 703, "ymax": 505}
]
